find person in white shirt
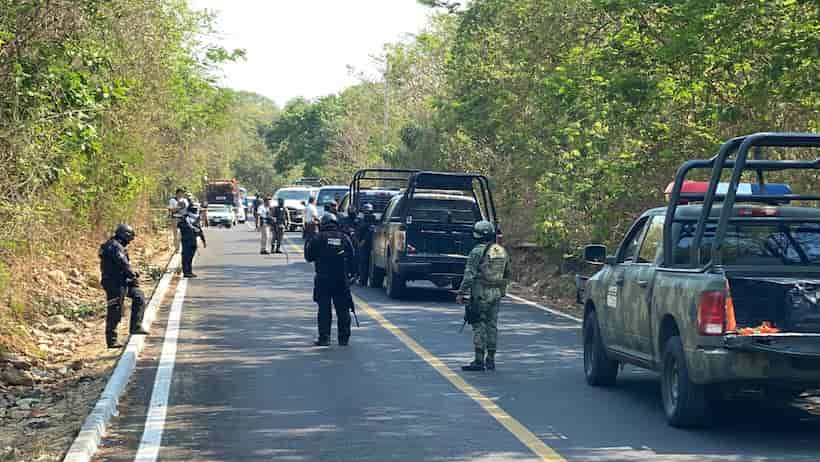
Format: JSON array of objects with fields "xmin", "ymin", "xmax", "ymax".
[
  {"xmin": 303, "ymin": 196, "xmax": 319, "ymax": 240},
  {"xmin": 257, "ymin": 197, "xmax": 273, "ymax": 254},
  {"xmin": 167, "ymin": 188, "xmax": 188, "ymax": 251}
]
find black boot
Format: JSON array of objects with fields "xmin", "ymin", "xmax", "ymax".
[
  {"xmin": 107, "ymin": 335, "xmax": 122, "ymax": 349},
  {"xmin": 314, "ymin": 337, "xmax": 330, "ymax": 347},
  {"xmin": 486, "ymin": 350, "xmax": 496, "ymax": 370},
  {"xmin": 462, "ymin": 349, "xmax": 485, "ymax": 371}
]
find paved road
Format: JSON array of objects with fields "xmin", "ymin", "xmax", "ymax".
[{"xmin": 94, "ymin": 227, "xmax": 820, "ymax": 462}]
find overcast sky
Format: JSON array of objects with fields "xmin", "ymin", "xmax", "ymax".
[{"xmin": 189, "ymin": 1, "xmax": 432, "ymax": 107}]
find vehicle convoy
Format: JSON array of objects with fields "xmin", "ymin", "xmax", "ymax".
[
  {"xmin": 343, "ymin": 169, "xmax": 419, "ymax": 220},
  {"xmin": 577, "ymin": 133, "xmax": 820, "ymax": 427},
  {"xmin": 370, "ymin": 171, "xmax": 499, "ymax": 298},
  {"xmin": 273, "ymin": 186, "xmax": 313, "ymax": 231}
]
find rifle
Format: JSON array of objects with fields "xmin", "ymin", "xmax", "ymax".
[
  {"xmin": 346, "ymin": 276, "xmax": 360, "ymax": 328},
  {"xmin": 457, "ymin": 295, "xmax": 473, "ymax": 333}
]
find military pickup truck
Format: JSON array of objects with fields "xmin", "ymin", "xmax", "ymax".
[
  {"xmin": 577, "ymin": 133, "xmax": 820, "ymax": 427},
  {"xmin": 370, "ymin": 172, "xmax": 499, "ymax": 298}
]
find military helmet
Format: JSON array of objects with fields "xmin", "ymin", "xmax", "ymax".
[
  {"xmin": 114, "ymin": 224, "xmax": 136, "ymax": 244},
  {"xmin": 320, "ymin": 213, "xmax": 338, "ymax": 229},
  {"xmin": 473, "ymin": 220, "xmax": 496, "ymax": 241},
  {"xmin": 362, "ymin": 203, "xmax": 374, "ymax": 214}
]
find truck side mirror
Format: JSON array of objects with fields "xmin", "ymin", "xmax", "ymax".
[{"xmin": 584, "ymin": 245, "xmax": 608, "ymax": 265}]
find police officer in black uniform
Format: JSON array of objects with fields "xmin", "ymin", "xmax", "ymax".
[
  {"xmin": 179, "ymin": 203, "xmax": 207, "ymax": 278},
  {"xmin": 99, "ymin": 224, "xmax": 149, "ymax": 348},
  {"xmin": 305, "ymin": 214, "xmax": 355, "ymax": 346},
  {"xmin": 355, "ymin": 203, "xmax": 377, "ymax": 286}
]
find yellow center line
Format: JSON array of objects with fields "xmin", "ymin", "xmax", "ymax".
[{"xmin": 352, "ymin": 294, "xmax": 567, "ymax": 462}]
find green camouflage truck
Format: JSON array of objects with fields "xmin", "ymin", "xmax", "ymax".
[{"xmin": 577, "ymin": 133, "xmax": 820, "ymax": 427}]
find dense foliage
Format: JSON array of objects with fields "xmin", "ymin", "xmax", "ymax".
[
  {"xmin": 262, "ymin": 0, "xmax": 820, "ymax": 253},
  {"xmin": 0, "ymin": 0, "xmax": 280, "ymax": 315}
]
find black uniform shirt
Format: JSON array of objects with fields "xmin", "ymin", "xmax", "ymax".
[
  {"xmin": 99, "ymin": 238, "xmax": 136, "ymax": 286},
  {"xmin": 305, "ymin": 226, "xmax": 354, "ymax": 282}
]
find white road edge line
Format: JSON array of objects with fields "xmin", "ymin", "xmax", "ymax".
[
  {"xmin": 134, "ymin": 277, "xmax": 188, "ymax": 462},
  {"xmin": 506, "ymin": 293, "xmax": 583, "ymax": 324},
  {"xmin": 63, "ymin": 253, "xmax": 180, "ymax": 462}
]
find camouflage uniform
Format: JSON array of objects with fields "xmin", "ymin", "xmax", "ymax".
[{"xmin": 459, "ymin": 242, "xmax": 511, "ymax": 365}]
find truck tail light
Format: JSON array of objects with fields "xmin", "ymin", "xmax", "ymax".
[{"xmin": 698, "ymin": 290, "xmax": 727, "ymax": 336}]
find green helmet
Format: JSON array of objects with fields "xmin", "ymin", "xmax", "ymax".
[{"xmin": 473, "ymin": 220, "xmax": 495, "ymax": 241}]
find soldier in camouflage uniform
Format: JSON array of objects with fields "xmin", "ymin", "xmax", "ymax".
[{"xmin": 456, "ymin": 221, "xmax": 511, "ymax": 371}]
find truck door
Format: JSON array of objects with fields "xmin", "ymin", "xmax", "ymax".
[
  {"xmin": 608, "ymin": 217, "xmax": 650, "ymax": 353},
  {"xmin": 626, "ymin": 217, "xmax": 664, "ymax": 358}
]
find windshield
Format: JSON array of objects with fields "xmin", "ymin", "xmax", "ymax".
[
  {"xmin": 275, "ymin": 190, "xmax": 310, "ymax": 201},
  {"xmin": 317, "ymin": 188, "xmax": 347, "ymax": 206},
  {"xmin": 675, "ymin": 221, "xmax": 820, "ymax": 266},
  {"xmin": 408, "ymin": 198, "xmax": 481, "ymax": 224}
]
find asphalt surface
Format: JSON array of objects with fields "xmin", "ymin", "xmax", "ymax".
[{"xmin": 93, "ymin": 226, "xmax": 820, "ymax": 462}]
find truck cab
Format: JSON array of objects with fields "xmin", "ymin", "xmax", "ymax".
[{"xmin": 578, "ymin": 133, "xmax": 820, "ymax": 427}]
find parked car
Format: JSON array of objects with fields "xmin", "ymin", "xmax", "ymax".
[
  {"xmin": 273, "ymin": 187, "xmax": 313, "ymax": 231},
  {"xmin": 206, "ymin": 204, "xmax": 237, "ymax": 227},
  {"xmin": 577, "ymin": 132, "xmax": 820, "ymax": 428},
  {"xmin": 316, "ymin": 185, "xmax": 349, "ymax": 217},
  {"xmin": 370, "ymin": 172, "xmax": 499, "ymax": 298}
]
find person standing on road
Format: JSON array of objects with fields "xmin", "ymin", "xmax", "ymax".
[
  {"xmin": 179, "ymin": 203, "xmax": 207, "ymax": 278},
  {"xmin": 257, "ymin": 197, "xmax": 272, "ymax": 254},
  {"xmin": 305, "ymin": 214, "xmax": 355, "ymax": 347},
  {"xmin": 355, "ymin": 203, "xmax": 377, "ymax": 286},
  {"xmin": 456, "ymin": 221, "xmax": 511, "ymax": 371},
  {"xmin": 167, "ymin": 188, "xmax": 188, "ymax": 251},
  {"xmin": 303, "ymin": 196, "xmax": 319, "ymax": 240},
  {"xmin": 253, "ymin": 193, "xmax": 263, "ymax": 231},
  {"xmin": 270, "ymin": 198, "xmax": 290, "ymax": 254},
  {"xmin": 99, "ymin": 224, "xmax": 149, "ymax": 348}
]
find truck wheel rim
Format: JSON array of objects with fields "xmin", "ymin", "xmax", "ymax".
[{"xmin": 664, "ymin": 356, "xmax": 680, "ymax": 410}]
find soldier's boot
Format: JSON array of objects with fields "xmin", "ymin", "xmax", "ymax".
[
  {"xmin": 461, "ymin": 349, "xmax": 485, "ymax": 371},
  {"xmin": 106, "ymin": 332, "xmax": 122, "ymax": 349},
  {"xmin": 314, "ymin": 337, "xmax": 330, "ymax": 347},
  {"xmin": 486, "ymin": 350, "xmax": 496, "ymax": 370}
]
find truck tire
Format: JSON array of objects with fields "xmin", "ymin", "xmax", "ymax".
[
  {"xmin": 661, "ymin": 336, "xmax": 712, "ymax": 427},
  {"xmin": 385, "ymin": 259, "xmax": 405, "ymax": 299},
  {"xmin": 583, "ymin": 310, "xmax": 618, "ymax": 387},
  {"xmin": 369, "ymin": 259, "xmax": 384, "ymax": 289}
]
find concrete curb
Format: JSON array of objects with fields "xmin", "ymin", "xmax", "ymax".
[{"xmin": 63, "ymin": 252, "xmax": 181, "ymax": 462}]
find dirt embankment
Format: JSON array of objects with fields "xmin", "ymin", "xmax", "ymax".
[
  {"xmin": 506, "ymin": 245, "xmax": 585, "ymax": 319},
  {"xmin": 0, "ymin": 231, "xmax": 174, "ymax": 461}
]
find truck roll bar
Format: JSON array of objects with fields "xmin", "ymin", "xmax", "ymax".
[{"xmin": 663, "ymin": 133, "xmax": 820, "ymax": 268}]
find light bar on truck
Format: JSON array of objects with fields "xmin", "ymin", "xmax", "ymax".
[{"xmin": 665, "ymin": 181, "xmax": 792, "ymax": 204}]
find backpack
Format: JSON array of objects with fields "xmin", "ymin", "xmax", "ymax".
[{"xmin": 479, "ymin": 244, "xmax": 509, "ymax": 288}]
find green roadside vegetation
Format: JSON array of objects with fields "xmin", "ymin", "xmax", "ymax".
[{"xmin": 0, "ymin": 0, "xmax": 277, "ymax": 351}]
